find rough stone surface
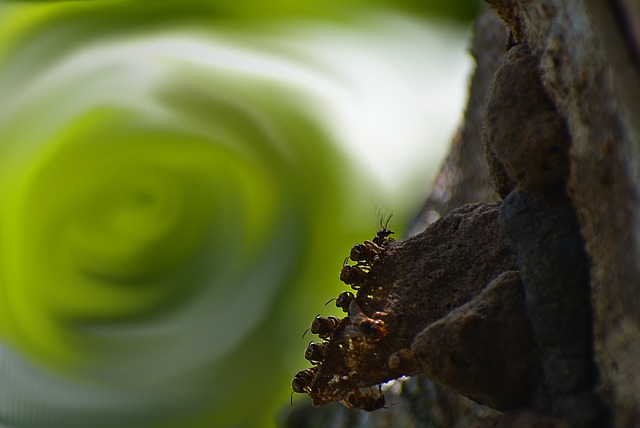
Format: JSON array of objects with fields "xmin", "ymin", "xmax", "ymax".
[
  {"xmin": 484, "ymin": 141, "xmax": 514, "ymax": 199},
  {"xmin": 412, "ymin": 270, "xmax": 539, "ymax": 410},
  {"xmin": 484, "ymin": 0, "xmax": 524, "ymax": 45},
  {"xmin": 484, "ymin": 43, "xmax": 571, "ymax": 191},
  {"xmin": 489, "ymin": 2, "xmax": 640, "ymax": 426},
  {"xmin": 499, "ymin": 189, "xmax": 602, "ymax": 426},
  {"xmin": 383, "ymin": 202, "xmax": 517, "ymax": 346}
]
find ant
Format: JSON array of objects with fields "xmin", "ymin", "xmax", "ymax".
[
  {"xmin": 348, "ymin": 301, "xmax": 387, "ymax": 341},
  {"xmin": 302, "ymin": 315, "xmax": 341, "ymax": 340},
  {"xmin": 341, "ymin": 386, "xmax": 386, "ymax": 411},
  {"xmin": 340, "ymin": 258, "xmax": 367, "ymax": 289},
  {"xmin": 325, "ymin": 291, "xmax": 355, "ymax": 312},
  {"xmin": 292, "ymin": 367, "xmax": 316, "ymax": 394},
  {"xmin": 349, "ymin": 240, "xmax": 382, "ymax": 268},
  {"xmin": 304, "ymin": 341, "xmax": 328, "ymax": 364},
  {"xmin": 291, "ymin": 367, "xmax": 317, "ymax": 405},
  {"xmin": 372, "ymin": 213, "xmax": 394, "ymax": 247}
]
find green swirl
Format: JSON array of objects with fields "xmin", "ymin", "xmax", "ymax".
[
  {"xmin": 0, "ymin": 3, "xmax": 411, "ymax": 427},
  {"xmin": 1, "ymin": 105, "xmax": 286, "ymax": 363},
  {"xmin": 0, "ymin": 18, "xmax": 377, "ymax": 424}
]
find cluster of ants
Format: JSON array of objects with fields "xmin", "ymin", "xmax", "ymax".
[{"xmin": 292, "ymin": 217, "xmax": 396, "ymax": 411}]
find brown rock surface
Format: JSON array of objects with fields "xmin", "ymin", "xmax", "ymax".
[
  {"xmin": 484, "ymin": 43, "xmax": 571, "ymax": 191},
  {"xmin": 305, "ymin": 202, "xmax": 519, "ymax": 407},
  {"xmin": 412, "ymin": 270, "xmax": 539, "ymax": 410}
]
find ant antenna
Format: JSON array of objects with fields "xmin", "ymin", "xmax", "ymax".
[
  {"xmin": 381, "ymin": 213, "xmax": 393, "ymax": 230},
  {"xmin": 301, "ymin": 314, "xmax": 321, "ymax": 339},
  {"xmin": 384, "ymin": 213, "xmax": 393, "ymax": 229}
]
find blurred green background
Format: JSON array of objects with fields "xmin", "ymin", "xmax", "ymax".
[{"xmin": 0, "ymin": 1, "xmax": 477, "ymax": 427}]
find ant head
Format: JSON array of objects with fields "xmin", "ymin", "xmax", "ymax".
[
  {"xmin": 291, "ymin": 375, "xmax": 304, "ymax": 393},
  {"xmin": 304, "ymin": 342, "xmax": 316, "ymax": 360},
  {"xmin": 310, "ymin": 314, "xmax": 323, "ymax": 332},
  {"xmin": 336, "ymin": 291, "xmax": 354, "ymax": 305},
  {"xmin": 374, "ymin": 214, "xmax": 394, "ymax": 244},
  {"xmin": 350, "ymin": 243, "xmax": 369, "ymax": 262},
  {"xmin": 339, "ymin": 264, "xmax": 353, "ymax": 283}
]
